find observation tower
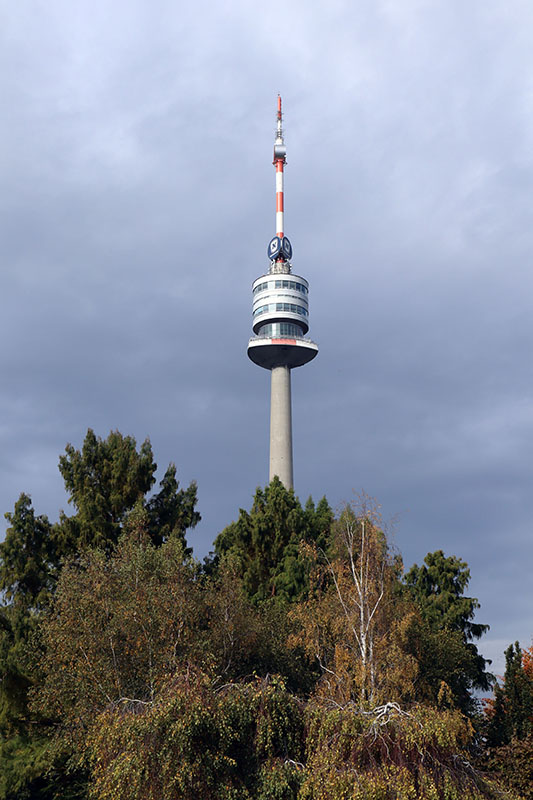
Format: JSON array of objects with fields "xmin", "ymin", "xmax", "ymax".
[{"xmin": 247, "ymin": 96, "xmax": 318, "ymax": 489}]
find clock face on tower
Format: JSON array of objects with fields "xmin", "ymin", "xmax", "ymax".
[
  {"xmin": 267, "ymin": 236, "xmax": 293, "ymax": 261},
  {"xmin": 268, "ymin": 236, "xmax": 281, "ymax": 259},
  {"xmin": 281, "ymin": 237, "xmax": 292, "ymax": 260}
]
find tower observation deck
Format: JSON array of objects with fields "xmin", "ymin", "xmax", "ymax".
[{"xmin": 247, "ymin": 96, "xmax": 318, "ymax": 489}]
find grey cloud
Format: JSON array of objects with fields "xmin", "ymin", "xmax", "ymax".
[{"xmin": 1, "ymin": 0, "xmax": 533, "ymax": 679}]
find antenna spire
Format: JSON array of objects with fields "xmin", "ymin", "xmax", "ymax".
[
  {"xmin": 270, "ymin": 94, "xmax": 290, "ymax": 261},
  {"xmin": 276, "ymin": 93, "xmax": 283, "ymax": 141}
]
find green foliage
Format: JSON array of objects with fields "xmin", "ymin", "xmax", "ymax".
[
  {"xmin": 404, "ymin": 616, "xmax": 489, "ymax": 715},
  {"xmin": 34, "ymin": 518, "xmax": 202, "ymax": 732},
  {"xmin": 0, "ymin": 601, "xmax": 69, "ymax": 799},
  {"xmin": 57, "ymin": 428, "xmax": 156, "ymax": 551},
  {"xmin": 0, "ymin": 431, "xmax": 200, "ymax": 800},
  {"xmin": 86, "ymin": 674, "xmax": 305, "ymax": 800},
  {"xmin": 479, "ymin": 642, "xmax": 533, "ymax": 798},
  {"xmin": 482, "ymin": 735, "xmax": 533, "ymax": 800},
  {"xmin": 0, "ymin": 435, "xmax": 514, "ymax": 799},
  {"xmin": 54, "ymin": 429, "xmax": 200, "ymax": 555},
  {"xmin": 87, "ymin": 686, "xmax": 508, "ymax": 800},
  {"xmin": 145, "ymin": 463, "xmax": 201, "ymax": 550},
  {"xmin": 404, "ymin": 551, "xmax": 488, "ymax": 641},
  {"xmin": 0, "ymin": 606, "xmax": 37, "ymax": 735},
  {"xmin": 1, "ymin": 431, "xmax": 200, "ymax": 610},
  {"xmin": 214, "ymin": 478, "xmax": 333, "ymax": 604},
  {"xmin": 0, "ymin": 495, "xmax": 57, "ymax": 611},
  {"xmin": 300, "ymin": 703, "xmax": 498, "ymax": 800},
  {"xmin": 486, "ymin": 642, "xmax": 533, "ymax": 747},
  {"xmin": 0, "ymin": 734, "xmax": 87, "ymax": 800},
  {"xmin": 0, "ymin": 734, "xmax": 55, "ymax": 800},
  {"xmin": 404, "ymin": 550, "xmax": 492, "ymax": 711}
]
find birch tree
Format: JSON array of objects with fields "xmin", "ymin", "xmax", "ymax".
[{"xmin": 290, "ymin": 496, "xmax": 417, "ymax": 705}]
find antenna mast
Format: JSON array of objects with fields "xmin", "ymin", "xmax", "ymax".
[
  {"xmin": 274, "ymin": 94, "xmax": 286, "ymax": 238},
  {"xmin": 268, "ymin": 95, "xmax": 292, "ymax": 267}
]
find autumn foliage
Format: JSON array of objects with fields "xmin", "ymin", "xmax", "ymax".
[{"xmin": 0, "ymin": 431, "xmax": 525, "ymax": 799}]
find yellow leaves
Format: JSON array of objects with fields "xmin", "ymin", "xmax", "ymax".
[
  {"xmin": 301, "ymin": 704, "xmax": 487, "ymax": 800},
  {"xmin": 290, "ymin": 507, "xmax": 421, "ymax": 708},
  {"xmin": 85, "ymin": 675, "xmax": 305, "ymax": 800},
  {"xmin": 437, "ymin": 680, "xmax": 454, "ymax": 709}
]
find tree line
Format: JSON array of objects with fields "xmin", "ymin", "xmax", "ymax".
[{"xmin": 0, "ymin": 429, "xmax": 531, "ymax": 799}]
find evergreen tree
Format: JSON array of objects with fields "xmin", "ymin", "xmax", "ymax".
[
  {"xmin": 0, "ymin": 495, "xmax": 57, "ymax": 612},
  {"xmin": 145, "ymin": 464, "xmax": 200, "ymax": 551},
  {"xmin": 0, "ymin": 605, "xmax": 37, "ymax": 735},
  {"xmin": 487, "ymin": 641, "xmax": 533, "ymax": 746},
  {"xmin": 55, "ymin": 429, "xmax": 200, "ymax": 554},
  {"xmin": 404, "ymin": 550, "xmax": 488, "ymax": 640},
  {"xmin": 214, "ymin": 478, "xmax": 333, "ymax": 604},
  {"xmin": 482, "ymin": 642, "xmax": 533, "ymax": 798},
  {"xmin": 55, "ymin": 428, "xmax": 156, "ymax": 552},
  {"xmin": 404, "ymin": 550, "xmax": 492, "ymax": 711},
  {"xmin": 0, "ymin": 496, "xmax": 58, "ymax": 794}
]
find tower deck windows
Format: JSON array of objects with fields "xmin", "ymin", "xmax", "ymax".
[
  {"xmin": 274, "ymin": 279, "xmax": 308, "ymax": 294},
  {"xmin": 253, "ymin": 281, "xmax": 269, "ymax": 295},
  {"xmin": 256, "ymin": 322, "xmax": 305, "ymax": 338},
  {"xmin": 252, "ymin": 300, "xmax": 309, "ymax": 334},
  {"xmin": 253, "ymin": 304, "xmax": 271, "ymax": 318},
  {"xmin": 252, "ymin": 304, "xmax": 308, "ymax": 318},
  {"xmin": 252, "ymin": 273, "xmax": 310, "ymax": 336},
  {"xmin": 252, "ymin": 279, "xmax": 308, "ymax": 295}
]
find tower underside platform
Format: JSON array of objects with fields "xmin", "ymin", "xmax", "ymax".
[{"xmin": 248, "ymin": 336, "xmax": 318, "ymax": 370}]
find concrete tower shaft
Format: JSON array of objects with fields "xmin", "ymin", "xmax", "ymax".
[
  {"xmin": 270, "ymin": 366, "xmax": 293, "ymax": 487},
  {"xmin": 247, "ymin": 97, "xmax": 318, "ymax": 489}
]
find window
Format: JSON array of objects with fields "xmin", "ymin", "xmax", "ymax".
[
  {"xmin": 273, "ymin": 280, "xmax": 308, "ymax": 294},
  {"xmin": 253, "ymin": 304, "xmax": 271, "ymax": 317},
  {"xmin": 274, "ymin": 303, "xmax": 307, "ymax": 316},
  {"xmin": 257, "ymin": 322, "xmax": 304, "ymax": 338}
]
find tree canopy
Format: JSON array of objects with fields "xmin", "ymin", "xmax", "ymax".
[
  {"xmin": 0, "ymin": 495, "xmax": 56, "ymax": 611},
  {"xmin": 214, "ymin": 477, "xmax": 333, "ymax": 604},
  {"xmin": 0, "ymin": 430, "xmax": 201, "ymax": 800},
  {"xmin": 0, "ymin": 429, "xmax": 200, "ymax": 612},
  {"xmin": 482, "ymin": 642, "xmax": 533, "ymax": 799},
  {"xmin": 403, "ymin": 550, "xmax": 492, "ymax": 712},
  {"xmin": 0, "ymin": 433, "xmax": 521, "ymax": 800},
  {"xmin": 404, "ymin": 550, "xmax": 489, "ymax": 641}
]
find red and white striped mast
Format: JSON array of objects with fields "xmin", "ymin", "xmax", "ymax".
[
  {"xmin": 274, "ymin": 94, "xmax": 286, "ymax": 240},
  {"xmin": 268, "ymin": 95, "xmax": 292, "ymax": 266}
]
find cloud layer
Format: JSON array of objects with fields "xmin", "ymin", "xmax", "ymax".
[{"xmin": 2, "ymin": 0, "xmax": 533, "ymax": 676}]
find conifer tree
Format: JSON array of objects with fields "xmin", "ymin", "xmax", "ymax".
[
  {"xmin": 0, "ymin": 494, "xmax": 57, "ymax": 611},
  {"xmin": 214, "ymin": 477, "xmax": 333, "ymax": 604},
  {"xmin": 404, "ymin": 550, "xmax": 492, "ymax": 711},
  {"xmin": 487, "ymin": 641, "xmax": 533, "ymax": 746}
]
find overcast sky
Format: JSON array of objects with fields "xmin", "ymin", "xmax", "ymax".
[{"xmin": 1, "ymin": 0, "xmax": 532, "ymax": 678}]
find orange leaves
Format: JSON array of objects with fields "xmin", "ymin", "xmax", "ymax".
[
  {"xmin": 523, "ymin": 642, "xmax": 533, "ymax": 681},
  {"xmin": 290, "ymin": 500, "xmax": 418, "ymax": 708}
]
